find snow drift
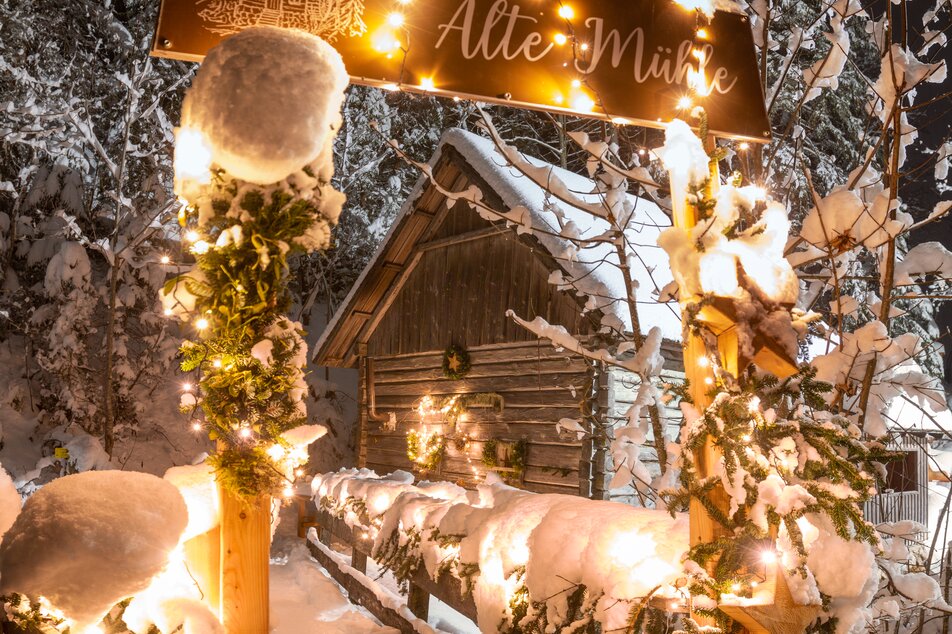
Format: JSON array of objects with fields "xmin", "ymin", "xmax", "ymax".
[{"xmin": 0, "ymin": 471, "xmax": 188, "ymax": 629}]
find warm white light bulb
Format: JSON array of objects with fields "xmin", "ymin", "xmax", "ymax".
[
  {"xmin": 163, "ymin": 308, "xmax": 174, "ymax": 316},
  {"xmin": 419, "ymin": 77, "xmax": 435, "ymax": 91},
  {"xmin": 554, "ymin": 33, "xmax": 568, "ymax": 45},
  {"xmin": 184, "ymin": 230, "xmax": 200, "ymax": 243},
  {"xmin": 160, "ymin": 255, "xmax": 171, "ymax": 264},
  {"xmin": 182, "ymin": 383, "xmax": 192, "ymax": 392},
  {"xmin": 195, "ymin": 318, "xmax": 209, "ymax": 330},
  {"xmin": 573, "ymin": 94, "xmax": 595, "ymax": 112},
  {"xmin": 191, "ymin": 422, "xmax": 202, "ymax": 432},
  {"xmin": 387, "ymin": 12, "xmax": 404, "ymax": 27},
  {"xmin": 190, "ymin": 240, "xmax": 210, "ymax": 255},
  {"xmin": 677, "ymin": 96, "xmax": 693, "ymax": 110},
  {"xmin": 557, "ymin": 5, "xmax": 574, "ymax": 19},
  {"xmin": 739, "ymin": 142, "xmax": 751, "ymax": 151},
  {"xmin": 239, "ymin": 427, "xmax": 252, "ymax": 439},
  {"xmin": 761, "ymin": 551, "xmax": 777, "ymax": 565}
]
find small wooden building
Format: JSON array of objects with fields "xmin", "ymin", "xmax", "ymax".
[{"xmin": 313, "ymin": 129, "xmax": 683, "ymax": 498}]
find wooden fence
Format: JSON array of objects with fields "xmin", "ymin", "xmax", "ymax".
[{"xmin": 296, "ymin": 496, "xmax": 478, "ymax": 634}]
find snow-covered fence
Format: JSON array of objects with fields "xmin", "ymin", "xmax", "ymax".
[{"xmin": 303, "ymin": 468, "xmax": 689, "ymax": 633}]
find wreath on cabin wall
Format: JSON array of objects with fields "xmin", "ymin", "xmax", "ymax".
[{"xmin": 442, "ymin": 344, "xmax": 471, "ymax": 380}]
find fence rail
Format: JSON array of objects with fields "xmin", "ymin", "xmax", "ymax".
[{"xmin": 297, "ymin": 496, "xmax": 478, "ymax": 634}]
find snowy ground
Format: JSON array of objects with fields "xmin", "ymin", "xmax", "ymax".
[{"xmin": 270, "ymin": 506, "xmax": 479, "ymax": 634}]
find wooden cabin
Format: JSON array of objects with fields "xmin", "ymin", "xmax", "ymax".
[
  {"xmin": 313, "ymin": 129, "xmax": 684, "ymax": 499},
  {"xmin": 313, "ymin": 127, "xmax": 942, "ymax": 527}
]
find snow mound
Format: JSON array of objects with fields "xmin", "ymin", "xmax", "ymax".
[
  {"xmin": 313, "ymin": 469, "xmax": 687, "ymax": 632},
  {"xmin": 0, "ymin": 471, "xmax": 188, "ymax": 629},
  {"xmin": 0, "ymin": 463, "xmax": 20, "ymax": 537},
  {"xmin": 180, "ymin": 26, "xmax": 349, "ymax": 185}
]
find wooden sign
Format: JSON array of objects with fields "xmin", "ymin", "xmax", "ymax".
[{"xmin": 151, "ymin": 0, "xmax": 770, "ymax": 141}]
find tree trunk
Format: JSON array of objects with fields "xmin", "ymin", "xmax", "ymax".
[{"xmin": 102, "ymin": 257, "xmax": 120, "ymax": 456}]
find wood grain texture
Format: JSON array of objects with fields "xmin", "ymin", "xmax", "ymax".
[
  {"xmin": 219, "ymin": 491, "xmax": 270, "ymax": 634},
  {"xmin": 183, "ymin": 526, "xmax": 221, "ymax": 618}
]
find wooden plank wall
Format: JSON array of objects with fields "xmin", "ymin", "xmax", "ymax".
[
  {"xmin": 362, "ymin": 340, "xmax": 591, "ymax": 494},
  {"xmin": 367, "ymin": 233, "xmax": 596, "ymax": 357}
]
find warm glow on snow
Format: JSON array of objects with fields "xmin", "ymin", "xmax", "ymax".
[{"xmin": 173, "ymin": 128, "xmax": 213, "ymax": 185}]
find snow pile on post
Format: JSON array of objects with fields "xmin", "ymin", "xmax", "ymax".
[
  {"xmin": 179, "ymin": 26, "xmax": 348, "ymax": 185},
  {"xmin": 0, "ymin": 471, "xmax": 188, "ymax": 629},
  {"xmin": 312, "ymin": 469, "xmax": 688, "ymax": 632},
  {"xmin": 163, "ymin": 461, "xmax": 219, "ymax": 541}
]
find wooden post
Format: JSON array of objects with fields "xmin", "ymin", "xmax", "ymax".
[
  {"xmin": 407, "ymin": 583, "xmax": 430, "ymax": 620},
  {"xmin": 219, "ymin": 489, "xmax": 270, "ymax": 633},
  {"xmin": 675, "ymin": 136, "xmax": 819, "ymax": 632},
  {"xmin": 183, "ymin": 526, "xmax": 221, "ymax": 616}
]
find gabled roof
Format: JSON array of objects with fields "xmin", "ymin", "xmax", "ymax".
[{"xmin": 313, "ymin": 129, "xmax": 681, "ymax": 367}]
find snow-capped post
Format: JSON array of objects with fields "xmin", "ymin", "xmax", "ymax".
[
  {"xmin": 656, "ymin": 110, "xmax": 891, "ymax": 632},
  {"xmin": 163, "ymin": 27, "xmax": 348, "ymax": 632}
]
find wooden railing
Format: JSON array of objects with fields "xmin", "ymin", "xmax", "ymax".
[{"xmin": 296, "ymin": 496, "xmax": 478, "ymax": 634}]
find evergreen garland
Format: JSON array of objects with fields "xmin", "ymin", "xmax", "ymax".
[
  {"xmin": 660, "ymin": 366, "xmax": 898, "ymax": 628},
  {"xmin": 166, "ymin": 167, "xmax": 340, "ymax": 499},
  {"xmin": 442, "ymin": 344, "xmax": 471, "ymax": 380}
]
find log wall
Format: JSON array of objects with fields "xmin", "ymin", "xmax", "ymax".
[{"xmin": 360, "ymin": 340, "xmax": 592, "ymax": 495}]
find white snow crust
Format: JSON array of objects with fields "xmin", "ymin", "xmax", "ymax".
[
  {"xmin": 313, "ymin": 468, "xmax": 688, "ymax": 632},
  {"xmin": 180, "ymin": 26, "xmax": 349, "ymax": 185},
  {"xmin": 0, "ymin": 471, "xmax": 188, "ymax": 629}
]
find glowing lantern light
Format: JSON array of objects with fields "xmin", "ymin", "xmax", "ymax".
[
  {"xmin": 173, "ymin": 128, "xmax": 213, "ymax": 184},
  {"xmin": 371, "ymin": 27, "xmax": 401, "ymax": 52},
  {"xmin": 573, "ymin": 94, "xmax": 595, "ymax": 112}
]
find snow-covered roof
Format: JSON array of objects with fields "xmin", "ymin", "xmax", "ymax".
[
  {"xmin": 313, "ymin": 128, "xmax": 680, "ymax": 366},
  {"xmin": 443, "ymin": 129, "xmax": 680, "ymax": 341}
]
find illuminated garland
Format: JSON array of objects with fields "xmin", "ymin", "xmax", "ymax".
[
  {"xmin": 406, "ymin": 428, "xmax": 445, "ymax": 473},
  {"xmin": 662, "ymin": 347, "xmax": 896, "ymax": 628},
  {"xmin": 165, "ymin": 167, "xmax": 339, "ymax": 498}
]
